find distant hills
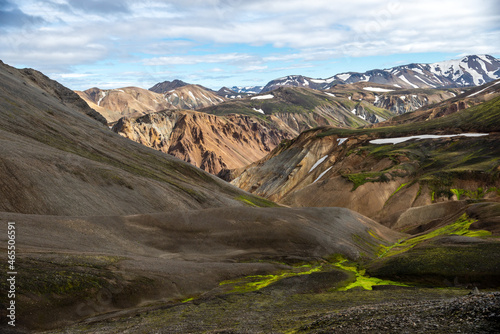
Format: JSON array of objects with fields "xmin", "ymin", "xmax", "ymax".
[{"xmin": 144, "ymin": 55, "xmax": 499, "ymax": 96}]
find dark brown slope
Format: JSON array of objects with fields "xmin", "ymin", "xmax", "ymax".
[
  {"xmin": 0, "ymin": 207, "xmax": 403, "ymax": 330},
  {"xmin": 0, "ymin": 60, "xmax": 267, "ymax": 216}
]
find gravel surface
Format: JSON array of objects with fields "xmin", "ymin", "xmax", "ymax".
[{"xmin": 299, "ymin": 292, "xmax": 500, "ymax": 333}]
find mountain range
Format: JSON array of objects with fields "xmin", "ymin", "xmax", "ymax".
[
  {"xmin": 1, "ymin": 56, "xmax": 499, "ymax": 333},
  {"xmin": 261, "ymin": 55, "xmax": 500, "ymax": 92}
]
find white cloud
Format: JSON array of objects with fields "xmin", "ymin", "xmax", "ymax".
[
  {"xmin": 143, "ymin": 53, "xmax": 260, "ymax": 66},
  {"xmin": 1, "ymin": 0, "xmax": 498, "ymax": 89}
]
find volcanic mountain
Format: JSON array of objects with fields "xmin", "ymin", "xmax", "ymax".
[{"xmin": 261, "ymin": 55, "xmax": 500, "ymax": 92}]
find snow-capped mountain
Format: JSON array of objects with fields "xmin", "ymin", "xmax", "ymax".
[
  {"xmin": 217, "ymin": 87, "xmax": 243, "ymax": 99},
  {"xmin": 261, "ymin": 55, "xmax": 500, "ymax": 91},
  {"xmin": 261, "ymin": 75, "xmax": 336, "ymax": 93},
  {"xmin": 230, "ymin": 86, "xmax": 263, "ymax": 94}
]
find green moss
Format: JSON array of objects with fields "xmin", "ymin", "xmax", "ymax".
[
  {"xmin": 345, "ymin": 171, "xmax": 390, "ymax": 191},
  {"xmin": 378, "ymin": 213, "xmax": 492, "ymax": 258},
  {"xmin": 450, "ymin": 188, "xmax": 465, "ymax": 200},
  {"xmin": 219, "ymin": 264, "xmax": 323, "ymax": 293},
  {"xmin": 387, "ymin": 182, "xmax": 409, "ymax": 203},
  {"xmin": 332, "ymin": 256, "xmax": 409, "ymax": 291}
]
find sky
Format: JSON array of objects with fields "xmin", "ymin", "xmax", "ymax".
[{"xmin": 1, "ymin": 0, "xmax": 499, "ymax": 91}]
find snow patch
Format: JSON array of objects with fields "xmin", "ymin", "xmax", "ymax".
[
  {"xmin": 362, "ymin": 87, "xmax": 394, "ymax": 92},
  {"xmin": 414, "ymin": 75, "xmax": 436, "ymax": 87},
  {"xmin": 468, "ymin": 81, "xmax": 500, "ymax": 97},
  {"xmin": 251, "ymin": 94, "xmax": 274, "ymax": 100},
  {"xmin": 400, "ymin": 95, "xmax": 406, "ymax": 100},
  {"xmin": 398, "ymin": 75, "xmax": 419, "ymax": 88},
  {"xmin": 252, "ymin": 107, "xmax": 265, "ymax": 114},
  {"xmin": 309, "ymin": 155, "xmax": 328, "ymax": 173},
  {"xmin": 97, "ymin": 91, "xmax": 106, "ymax": 106},
  {"xmin": 393, "ymin": 84, "xmax": 402, "ymax": 88},
  {"xmin": 324, "ymin": 92, "xmax": 336, "ymax": 97},
  {"xmin": 336, "ymin": 73, "xmax": 351, "ymax": 81},
  {"xmin": 313, "ymin": 166, "xmax": 333, "ymax": 184},
  {"xmin": 337, "ymin": 138, "xmax": 348, "ymax": 145},
  {"xmin": 311, "ymin": 77, "xmax": 335, "ymax": 84},
  {"xmin": 370, "ymin": 133, "xmax": 489, "ymax": 145}
]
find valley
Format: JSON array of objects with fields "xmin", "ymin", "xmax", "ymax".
[{"xmin": 0, "ymin": 55, "xmax": 499, "ymax": 333}]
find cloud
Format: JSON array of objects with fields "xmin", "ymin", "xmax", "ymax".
[
  {"xmin": 0, "ymin": 0, "xmax": 45, "ymax": 28},
  {"xmin": 0, "ymin": 0, "xmax": 499, "ymax": 90},
  {"xmin": 65, "ymin": 0, "xmax": 130, "ymax": 15},
  {"xmin": 144, "ymin": 53, "xmax": 261, "ymax": 66}
]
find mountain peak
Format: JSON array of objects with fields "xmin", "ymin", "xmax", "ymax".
[{"xmin": 149, "ymin": 79, "xmax": 190, "ymax": 93}]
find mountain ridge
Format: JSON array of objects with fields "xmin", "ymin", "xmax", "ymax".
[{"xmin": 260, "ymin": 55, "xmax": 500, "ymax": 93}]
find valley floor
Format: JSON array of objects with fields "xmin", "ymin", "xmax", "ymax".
[{"xmin": 39, "ymin": 286, "xmax": 499, "ymax": 334}]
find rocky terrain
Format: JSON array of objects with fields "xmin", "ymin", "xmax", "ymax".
[{"xmin": 112, "ymin": 109, "xmax": 290, "ymax": 174}]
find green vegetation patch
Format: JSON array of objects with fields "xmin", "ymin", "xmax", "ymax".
[
  {"xmin": 344, "ymin": 171, "xmax": 391, "ymax": 190},
  {"xmin": 219, "ymin": 263, "xmax": 323, "ymax": 293},
  {"xmin": 369, "ymin": 242, "xmax": 500, "ymax": 288},
  {"xmin": 332, "ymin": 256, "xmax": 409, "ymax": 291},
  {"xmin": 378, "ymin": 213, "xmax": 492, "ymax": 258}
]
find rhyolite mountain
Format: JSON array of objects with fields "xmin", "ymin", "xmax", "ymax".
[
  {"xmin": 162, "ymin": 84, "xmax": 225, "ymax": 110},
  {"xmin": 201, "ymin": 86, "xmax": 396, "ymax": 135},
  {"xmin": 76, "ymin": 86, "xmax": 173, "ymax": 123},
  {"xmin": 261, "ymin": 55, "xmax": 500, "ymax": 92},
  {"xmin": 77, "ymin": 84, "xmax": 225, "ymax": 124},
  {"xmin": 112, "ymin": 109, "xmax": 290, "ymax": 175}
]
